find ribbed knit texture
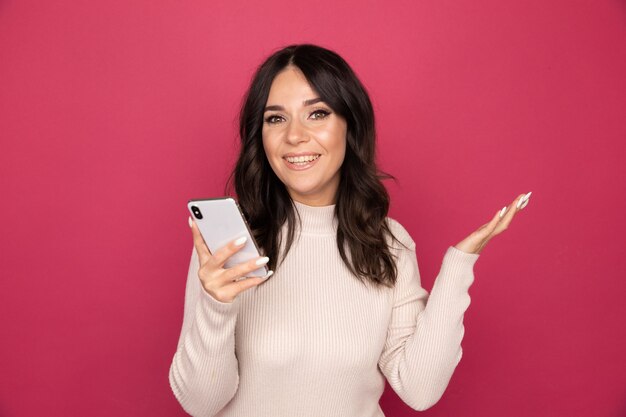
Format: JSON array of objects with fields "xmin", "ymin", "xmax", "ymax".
[{"xmin": 169, "ymin": 200, "xmax": 480, "ymax": 417}]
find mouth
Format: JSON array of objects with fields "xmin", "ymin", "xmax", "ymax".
[
  {"xmin": 282, "ymin": 154, "xmax": 321, "ymax": 170},
  {"xmin": 283, "ymin": 154, "xmax": 321, "ymax": 164}
]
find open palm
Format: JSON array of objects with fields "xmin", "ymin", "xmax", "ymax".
[{"xmin": 454, "ymin": 192, "xmax": 532, "ymax": 255}]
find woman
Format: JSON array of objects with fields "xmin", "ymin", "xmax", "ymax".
[{"xmin": 169, "ymin": 44, "xmax": 531, "ymax": 416}]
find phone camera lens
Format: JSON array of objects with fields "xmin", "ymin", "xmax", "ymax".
[{"xmin": 191, "ymin": 205, "xmax": 203, "ymax": 220}]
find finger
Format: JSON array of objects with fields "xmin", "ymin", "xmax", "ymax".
[
  {"xmin": 514, "ymin": 192, "xmax": 532, "ymax": 210},
  {"xmin": 469, "ymin": 209, "xmax": 503, "ymax": 252},
  {"xmin": 482, "ymin": 194, "xmax": 523, "ymax": 229},
  {"xmin": 223, "ymin": 274, "xmax": 271, "ymax": 298},
  {"xmin": 223, "ymin": 256, "xmax": 270, "ymax": 282},
  {"xmin": 229, "ymin": 270, "xmax": 274, "ymax": 283},
  {"xmin": 200, "ymin": 260, "xmax": 270, "ymax": 295},
  {"xmin": 518, "ymin": 191, "xmax": 532, "ymax": 209},
  {"xmin": 189, "ymin": 217, "xmax": 212, "ymax": 265},
  {"xmin": 492, "ymin": 193, "xmax": 527, "ymax": 235},
  {"xmin": 472, "ymin": 192, "xmax": 531, "ymax": 252},
  {"xmin": 212, "ymin": 236, "xmax": 249, "ymax": 268}
]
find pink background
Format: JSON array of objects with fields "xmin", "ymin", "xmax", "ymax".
[{"xmin": 1, "ymin": 1, "xmax": 625, "ymax": 416}]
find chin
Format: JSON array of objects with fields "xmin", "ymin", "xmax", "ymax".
[{"xmin": 287, "ymin": 186, "xmax": 320, "ymax": 197}]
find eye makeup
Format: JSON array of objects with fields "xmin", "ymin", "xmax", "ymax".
[{"xmin": 264, "ymin": 108, "xmax": 332, "ymax": 125}]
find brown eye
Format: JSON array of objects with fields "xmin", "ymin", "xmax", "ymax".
[
  {"xmin": 265, "ymin": 115, "xmax": 284, "ymax": 124},
  {"xmin": 310, "ymin": 109, "xmax": 330, "ymax": 120}
]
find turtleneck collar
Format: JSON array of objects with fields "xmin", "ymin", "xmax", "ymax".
[{"xmin": 291, "ymin": 199, "xmax": 338, "ymax": 236}]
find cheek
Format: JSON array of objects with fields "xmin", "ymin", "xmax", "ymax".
[
  {"xmin": 330, "ymin": 124, "xmax": 347, "ymax": 156},
  {"xmin": 316, "ymin": 122, "xmax": 347, "ymax": 151}
]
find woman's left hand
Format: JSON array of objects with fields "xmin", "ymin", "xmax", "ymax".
[{"xmin": 454, "ymin": 192, "xmax": 532, "ymax": 255}]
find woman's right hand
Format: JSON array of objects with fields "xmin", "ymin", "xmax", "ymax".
[{"xmin": 189, "ymin": 216, "xmax": 273, "ymax": 303}]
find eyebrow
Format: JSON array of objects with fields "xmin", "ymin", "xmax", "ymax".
[{"xmin": 264, "ymin": 97, "xmax": 324, "ymax": 112}]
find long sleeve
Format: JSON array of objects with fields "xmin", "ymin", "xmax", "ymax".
[
  {"xmin": 378, "ymin": 226, "xmax": 479, "ymax": 411},
  {"xmin": 168, "ymin": 246, "xmax": 241, "ymax": 417}
]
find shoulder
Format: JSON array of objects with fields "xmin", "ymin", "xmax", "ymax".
[{"xmin": 384, "ymin": 217, "xmax": 416, "ymax": 251}]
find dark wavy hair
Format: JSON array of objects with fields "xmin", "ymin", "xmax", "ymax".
[{"xmin": 224, "ymin": 44, "xmax": 407, "ymax": 288}]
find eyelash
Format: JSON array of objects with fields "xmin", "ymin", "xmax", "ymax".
[{"xmin": 264, "ymin": 109, "xmax": 331, "ymax": 124}]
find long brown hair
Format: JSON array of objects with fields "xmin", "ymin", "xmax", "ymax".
[{"xmin": 224, "ymin": 44, "xmax": 407, "ymax": 288}]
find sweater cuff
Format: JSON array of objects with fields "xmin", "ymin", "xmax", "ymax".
[
  {"xmin": 196, "ymin": 283, "xmax": 240, "ymax": 328},
  {"xmin": 436, "ymin": 246, "xmax": 480, "ymax": 290},
  {"xmin": 426, "ymin": 246, "xmax": 480, "ymax": 319},
  {"xmin": 446, "ymin": 245, "xmax": 480, "ymax": 268},
  {"xmin": 184, "ymin": 284, "xmax": 240, "ymax": 359}
]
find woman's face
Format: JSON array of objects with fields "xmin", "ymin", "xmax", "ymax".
[{"xmin": 262, "ymin": 66, "xmax": 347, "ymax": 206}]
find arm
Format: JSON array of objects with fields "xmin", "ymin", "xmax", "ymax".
[
  {"xmin": 378, "ymin": 230, "xmax": 479, "ymax": 411},
  {"xmin": 168, "ymin": 246, "xmax": 240, "ymax": 417}
]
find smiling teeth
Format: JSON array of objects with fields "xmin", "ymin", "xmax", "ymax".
[{"xmin": 286, "ymin": 155, "xmax": 320, "ymax": 163}]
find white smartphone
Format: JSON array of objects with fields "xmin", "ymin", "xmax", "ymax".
[{"xmin": 187, "ymin": 197, "xmax": 269, "ymax": 278}]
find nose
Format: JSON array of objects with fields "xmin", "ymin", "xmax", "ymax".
[{"xmin": 284, "ymin": 118, "xmax": 309, "ymax": 145}]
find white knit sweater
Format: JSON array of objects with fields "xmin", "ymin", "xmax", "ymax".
[{"xmin": 169, "ymin": 200, "xmax": 480, "ymax": 416}]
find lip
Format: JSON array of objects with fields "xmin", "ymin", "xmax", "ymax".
[
  {"xmin": 283, "ymin": 152, "xmax": 321, "ymax": 158},
  {"xmin": 282, "ymin": 154, "xmax": 321, "ymax": 171}
]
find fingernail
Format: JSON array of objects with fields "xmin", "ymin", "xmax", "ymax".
[
  {"xmin": 234, "ymin": 236, "xmax": 247, "ymax": 246},
  {"xmin": 255, "ymin": 256, "xmax": 269, "ymax": 266},
  {"xmin": 517, "ymin": 191, "xmax": 532, "ymax": 209},
  {"xmin": 188, "ymin": 216, "xmax": 193, "ymax": 228},
  {"xmin": 499, "ymin": 206, "xmax": 507, "ymax": 218},
  {"xmin": 262, "ymin": 270, "xmax": 274, "ymax": 280},
  {"xmin": 520, "ymin": 198, "xmax": 530, "ymax": 209}
]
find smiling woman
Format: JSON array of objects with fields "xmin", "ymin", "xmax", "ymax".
[{"xmin": 168, "ymin": 44, "xmax": 530, "ymax": 417}]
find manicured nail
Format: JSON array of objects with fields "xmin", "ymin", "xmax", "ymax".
[
  {"xmin": 516, "ymin": 191, "xmax": 532, "ymax": 209},
  {"xmin": 516, "ymin": 194, "xmax": 528, "ymax": 209},
  {"xmin": 188, "ymin": 216, "xmax": 193, "ymax": 228},
  {"xmin": 499, "ymin": 206, "xmax": 507, "ymax": 218},
  {"xmin": 520, "ymin": 198, "xmax": 530, "ymax": 209},
  {"xmin": 234, "ymin": 236, "xmax": 247, "ymax": 246},
  {"xmin": 262, "ymin": 270, "xmax": 274, "ymax": 280},
  {"xmin": 255, "ymin": 256, "xmax": 269, "ymax": 266}
]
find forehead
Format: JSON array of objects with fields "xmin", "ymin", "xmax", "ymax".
[{"xmin": 266, "ymin": 66, "xmax": 318, "ymax": 104}]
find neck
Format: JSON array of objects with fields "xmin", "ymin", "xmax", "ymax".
[
  {"xmin": 291, "ymin": 199, "xmax": 338, "ymax": 236},
  {"xmin": 290, "ymin": 195, "xmax": 336, "ymax": 207}
]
